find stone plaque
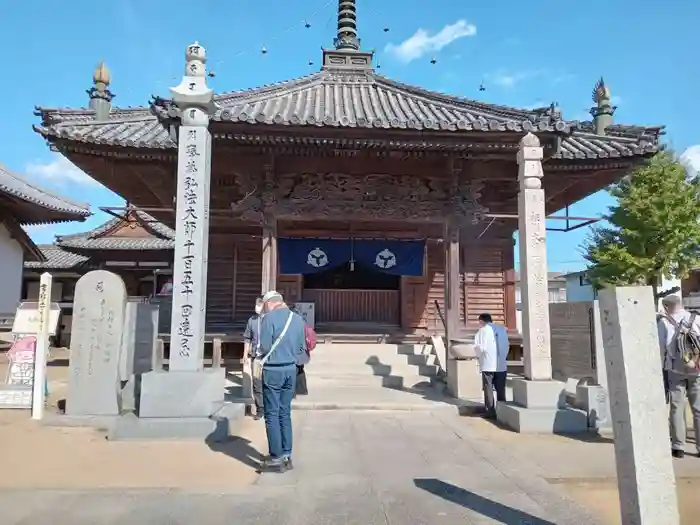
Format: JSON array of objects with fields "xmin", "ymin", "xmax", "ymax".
[
  {"xmin": 119, "ymin": 302, "xmax": 159, "ymax": 381},
  {"xmin": 66, "ymin": 270, "xmax": 127, "ymax": 416},
  {"xmin": 550, "ymin": 302, "xmax": 599, "ymax": 384}
]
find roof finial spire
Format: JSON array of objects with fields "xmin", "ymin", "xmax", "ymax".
[
  {"xmin": 87, "ymin": 61, "xmax": 114, "ymax": 121},
  {"xmin": 334, "ymin": 0, "xmax": 360, "ymax": 51},
  {"xmin": 590, "ymin": 77, "xmax": 615, "ymax": 136}
]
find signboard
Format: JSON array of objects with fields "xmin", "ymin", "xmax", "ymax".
[
  {"xmin": 5, "ymin": 336, "xmax": 37, "ymax": 386},
  {"xmin": 292, "ymin": 302, "xmax": 315, "ymax": 329},
  {"xmin": 0, "ymin": 336, "xmax": 37, "ymax": 409},
  {"xmin": 12, "ymin": 302, "xmax": 61, "ymax": 336}
]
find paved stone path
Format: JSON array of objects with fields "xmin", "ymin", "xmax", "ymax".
[{"xmin": 0, "ymin": 411, "xmax": 602, "ymax": 524}]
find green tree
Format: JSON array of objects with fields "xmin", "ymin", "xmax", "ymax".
[{"xmin": 584, "ymin": 151, "xmax": 700, "ymax": 299}]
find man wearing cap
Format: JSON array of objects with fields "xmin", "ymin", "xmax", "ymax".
[
  {"xmin": 243, "ymin": 296, "xmax": 265, "ymax": 420},
  {"xmin": 257, "ymin": 290, "xmax": 306, "ymax": 472},
  {"xmin": 658, "ymin": 294, "xmax": 700, "ymax": 458}
]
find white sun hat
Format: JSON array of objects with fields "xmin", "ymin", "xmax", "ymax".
[{"xmin": 262, "ymin": 290, "xmax": 283, "ymax": 303}]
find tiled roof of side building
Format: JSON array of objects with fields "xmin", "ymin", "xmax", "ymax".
[
  {"xmin": 34, "ymin": 71, "xmax": 662, "ymax": 160},
  {"xmin": 24, "ymin": 245, "xmax": 89, "ymax": 269},
  {"xmin": 0, "ymin": 162, "xmax": 91, "ymax": 221},
  {"xmin": 55, "ymin": 210, "xmax": 175, "ymax": 251}
]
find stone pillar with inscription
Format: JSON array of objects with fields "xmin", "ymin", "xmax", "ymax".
[
  {"xmin": 516, "ymin": 132, "xmax": 552, "ymax": 381},
  {"xmin": 168, "ymin": 41, "xmax": 214, "ymax": 372},
  {"xmin": 108, "ymin": 43, "xmax": 233, "ymax": 441},
  {"xmin": 496, "ymin": 133, "xmax": 588, "ymax": 433}
]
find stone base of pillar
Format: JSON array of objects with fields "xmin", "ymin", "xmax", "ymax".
[
  {"xmin": 107, "ymin": 403, "xmax": 244, "ymax": 441},
  {"xmin": 574, "ymin": 384, "xmax": 612, "ymax": 433},
  {"xmin": 446, "ymin": 358, "xmax": 482, "ymax": 401},
  {"xmin": 496, "ymin": 378, "xmax": 590, "ymax": 433},
  {"xmin": 138, "ymin": 369, "xmax": 226, "ymax": 418},
  {"xmin": 104, "ymin": 369, "xmax": 244, "ymax": 441}
]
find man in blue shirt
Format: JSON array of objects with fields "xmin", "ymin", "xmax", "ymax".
[
  {"xmin": 243, "ymin": 296, "xmax": 264, "ymax": 420},
  {"xmin": 258, "ymin": 290, "xmax": 306, "ymax": 473}
]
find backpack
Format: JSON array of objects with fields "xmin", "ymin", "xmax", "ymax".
[
  {"xmin": 304, "ymin": 324, "xmax": 317, "ymax": 352},
  {"xmin": 664, "ymin": 312, "xmax": 700, "ymax": 374}
]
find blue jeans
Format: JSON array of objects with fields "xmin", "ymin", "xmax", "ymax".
[{"xmin": 262, "ymin": 365, "xmax": 296, "ymax": 460}]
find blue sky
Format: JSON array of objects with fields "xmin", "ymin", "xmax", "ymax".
[{"xmin": 2, "ymin": 0, "xmax": 699, "ymax": 272}]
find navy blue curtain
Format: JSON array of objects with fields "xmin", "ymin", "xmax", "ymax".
[
  {"xmin": 353, "ymin": 240, "xmax": 425, "ymax": 276},
  {"xmin": 278, "ymin": 238, "xmax": 351, "ymax": 274}
]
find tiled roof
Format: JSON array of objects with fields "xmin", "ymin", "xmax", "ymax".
[
  {"xmin": 0, "ymin": 162, "xmax": 91, "ymax": 223},
  {"xmin": 33, "ymin": 107, "xmax": 174, "ymax": 149},
  {"xmin": 209, "ymin": 71, "xmax": 572, "ymax": 133},
  {"xmin": 34, "ymin": 71, "xmax": 662, "ymax": 160},
  {"xmin": 55, "ymin": 210, "xmax": 174, "ymax": 251},
  {"xmin": 553, "ymin": 125, "xmax": 660, "ymax": 160},
  {"xmin": 24, "ymin": 245, "xmax": 89, "ymax": 269}
]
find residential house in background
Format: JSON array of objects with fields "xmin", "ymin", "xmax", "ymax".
[
  {"xmin": 562, "ymin": 270, "xmax": 598, "ymax": 302},
  {"xmin": 564, "ymin": 269, "xmax": 683, "ymax": 310},
  {"xmin": 0, "ymin": 162, "xmax": 90, "ymax": 325},
  {"xmin": 514, "ymin": 271, "xmax": 567, "ymax": 332}
]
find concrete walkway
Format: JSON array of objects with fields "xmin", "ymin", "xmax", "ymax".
[{"xmin": 0, "ymin": 411, "xmax": 602, "ymax": 524}]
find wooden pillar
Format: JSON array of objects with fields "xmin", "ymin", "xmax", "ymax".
[
  {"xmin": 444, "ymin": 220, "xmax": 461, "ymax": 344},
  {"xmin": 261, "ymin": 216, "xmax": 278, "ymax": 294},
  {"xmin": 231, "ymin": 244, "xmax": 238, "ymax": 319}
]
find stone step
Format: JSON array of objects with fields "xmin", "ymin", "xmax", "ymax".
[
  {"xmin": 306, "ymin": 374, "xmax": 441, "ymax": 389},
  {"xmin": 309, "ymin": 353, "xmax": 437, "ymax": 367},
  {"xmin": 291, "ymin": 385, "xmax": 457, "ymax": 411},
  {"xmin": 315, "ymin": 333, "xmax": 427, "ymax": 345},
  {"xmin": 307, "ymin": 362, "xmax": 438, "ymax": 377},
  {"xmin": 313, "ymin": 343, "xmax": 433, "ymax": 356}
]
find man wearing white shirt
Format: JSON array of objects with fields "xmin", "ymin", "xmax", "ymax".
[{"xmin": 474, "ymin": 313, "xmax": 509, "ymax": 419}]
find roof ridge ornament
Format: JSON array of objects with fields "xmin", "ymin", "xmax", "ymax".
[
  {"xmin": 87, "ymin": 61, "xmax": 114, "ymax": 121},
  {"xmin": 322, "ymin": 0, "xmax": 373, "ymax": 71},
  {"xmin": 590, "ymin": 77, "xmax": 616, "ymax": 136},
  {"xmin": 334, "ymin": 0, "xmax": 360, "ymax": 51}
]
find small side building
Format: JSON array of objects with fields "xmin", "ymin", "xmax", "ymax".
[
  {"xmin": 23, "ymin": 208, "xmax": 173, "ymax": 346},
  {"xmin": 0, "ymin": 161, "xmax": 89, "ymax": 325}
]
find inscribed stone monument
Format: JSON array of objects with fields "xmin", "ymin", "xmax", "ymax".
[
  {"xmin": 517, "ymin": 132, "xmax": 552, "ymax": 380},
  {"xmin": 599, "ymin": 286, "xmax": 679, "ymax": 525},
  {"xmin": 119, "ymin": 301, "xmax": 159, "ymax": 380},
  {"xmin": 66, "ymin": 270, "xmax": 127, "ymax": 416},
  {"xmin": 168, "ymin": 41, "xmax": 214, "ymax": 372},
  {"xmin": 497, "ymin": 133, "xmax": 586, "ymax": 433}
]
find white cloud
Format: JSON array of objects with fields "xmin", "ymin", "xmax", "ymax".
[
  {"xmin": 25, "ymin": 154, "xmax": 99, "ymax": 186},
  {"xmin": 485, "ymin": 70, "xmax": 535, "ymax": 89},
  {"xmin": 680, "ymin": 145, "xmax": 700, "ymax": 176},
  {"xmin": 385, "ymin": 20, "xmax": 477, "ymax": 64}
]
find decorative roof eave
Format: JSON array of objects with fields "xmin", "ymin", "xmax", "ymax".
[
  {"xmin": 57, "ymin": 238, "xmax": 175, "ymax": 251},
  {"xmin": 23, "ymin": 245, "xmax": 90, "ymax": 270},
  {"xmin": 0, "ymin": 162, "xmax": 91, "ymax": 223},
  {"xmin": 53, "ymin": 209, "xmax": 175, "ymax": 252}
]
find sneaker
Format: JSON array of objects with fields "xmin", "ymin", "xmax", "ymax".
[
  {"xmin": 253, "ymin": 414, "xmax": 263, "ymax": 421},
  {"xmin": 283, "ymin": 456, "xmax": 294, "ymax": 471},
  {"xmin": 258, "ymin": 457, "xmax": 283, "ymax": 472},
  {"xmin": 672, "ymin": 449, "xmax": 685, "ymax": 459}
]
